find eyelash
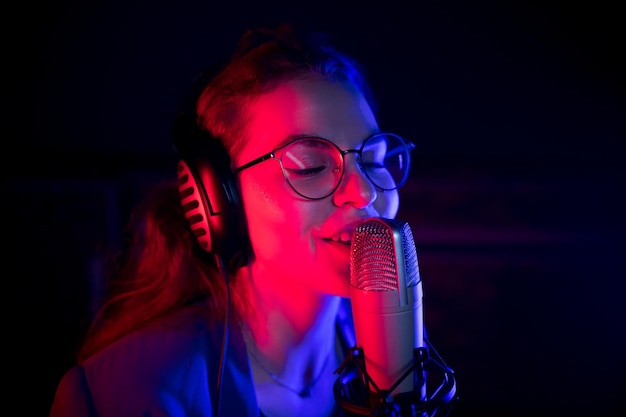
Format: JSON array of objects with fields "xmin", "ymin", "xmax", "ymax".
[{"xmin": 285, "ymin": 166, "xmax": 327, "ymax": 178}]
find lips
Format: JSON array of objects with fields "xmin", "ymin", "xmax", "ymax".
[
  {"xmin": 329, "ymin": 230, "xmax": 352, "ymax": 244},
  {"xmin": 321, "ymin": 216, "xmax": 374, "ymax": 248}
]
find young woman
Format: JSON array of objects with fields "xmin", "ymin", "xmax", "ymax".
[{"xmin": 49, "ymin": 24, "xmax": 415, "ymax": 417}]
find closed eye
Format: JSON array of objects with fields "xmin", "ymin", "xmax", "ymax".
[{"xmin": 284, "ymin": 166, "xmax": 328, "ymax": 178}]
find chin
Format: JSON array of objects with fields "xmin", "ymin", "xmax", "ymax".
[
  {"xmin": 303, "ymin": 260, "xmax": 350, "ymax": 296},
  {"xmin": 318, "ymin": 277, "xmax": 351, "ymax": 298}
]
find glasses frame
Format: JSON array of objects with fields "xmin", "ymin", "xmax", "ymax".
[{"xmin": 233, "ymin": 132, "xmax": 415, "ymax": 200}]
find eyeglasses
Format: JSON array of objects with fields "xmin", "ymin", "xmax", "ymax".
[{"xmin": 233, "ymin": 132, "xmax": 415, "ymax": 200}]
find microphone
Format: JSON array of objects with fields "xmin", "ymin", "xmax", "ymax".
[
  {"xmin": 334, "ymin": 217, "xmax": 457, "ymax": 416},
  {"xmin": 349, "ymin": 217, "xmax": 424, "ymax": 396}
]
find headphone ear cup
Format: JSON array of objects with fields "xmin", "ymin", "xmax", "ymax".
[
  {"xmin": 171, "ymin": 65, "xmax": 247, "ymax": 268},
  {"xmin": 176, "ymin": 139, "xmax": 247, "ymax": 267}
]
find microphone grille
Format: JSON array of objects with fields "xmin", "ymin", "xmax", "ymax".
[{"xmin": 350, "ymin": 218, "xmax": 420, "ymax": 291}]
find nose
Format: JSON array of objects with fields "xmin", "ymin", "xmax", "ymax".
[{"xmin": 332, "ymin": 153, "xmax": 376, "ymax": 208}]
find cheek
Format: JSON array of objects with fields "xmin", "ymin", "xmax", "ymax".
[
  {"xmin": 377, "ymin": 190, "xmax": 400, "ymax": 219},
  {"xmin": 241, "ymin": 186, "xmax": 281, "ymax": 253},
  {"xmin": 239, "ymin": 176, "xmax": 311, "ymax": 260}
]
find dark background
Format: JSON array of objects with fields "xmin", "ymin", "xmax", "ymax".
[{"xmin": 6, "ymin": 0, "xmax": 624, "ymax": 416}]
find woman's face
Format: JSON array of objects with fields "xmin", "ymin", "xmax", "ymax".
[{"xmin": 235, "ymin": 76, "xmax": 399, "ymax": 297}]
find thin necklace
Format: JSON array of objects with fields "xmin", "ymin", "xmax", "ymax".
[{"xmin": 246, "ymin": 342, "xmax": 333, "ymax": 398}]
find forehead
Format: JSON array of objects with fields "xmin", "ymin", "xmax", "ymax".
[{"xmin": 237, "ymin": 77, "xmax": 378, "ymax": 164}]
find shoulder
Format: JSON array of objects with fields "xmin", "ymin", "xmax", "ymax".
[
  {"xmin": 82, "ymin": 308, "xmax": 217, "ymax": 397},
  {"xmin": 49, "ymin": 366, "xmax": 97, "ymax": 417},
  {"xmin": 85, "ymin": 307, "xmax": 217, "ymax": 369},
  {"xmin": 61, "ymin": 307, "xmax": 256, "ymax": 416}
]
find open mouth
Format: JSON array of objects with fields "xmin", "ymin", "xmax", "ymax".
[{"xmin": 327, "ymin": 230, "xmax": 352, "ymax": 246}]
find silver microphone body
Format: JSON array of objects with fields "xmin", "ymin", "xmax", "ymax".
[{"xmin": 349, "ymin": 217, "xmax": 425, "ymax": 397}]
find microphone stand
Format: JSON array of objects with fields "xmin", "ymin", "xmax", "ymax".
[{"xmin": 334, "ymin": 341, "xmax": 458, "ymax": 417}]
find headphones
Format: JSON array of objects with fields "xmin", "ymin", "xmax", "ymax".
[{"xmin": 171, "ymin": 68, "xmax": 248, "ymax": 270}]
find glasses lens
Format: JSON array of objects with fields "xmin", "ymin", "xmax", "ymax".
[
  {"xmin": 361, "ymin": 133, "xmax": 412, "ymax": 190},
  {"xmin": 278, "ymin": 138, "xmax": 343, "ymax": 199}
]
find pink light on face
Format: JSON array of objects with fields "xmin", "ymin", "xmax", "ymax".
[{"xmin": 236, "ymin": 76, "xmax": 398, "ymax": 308}]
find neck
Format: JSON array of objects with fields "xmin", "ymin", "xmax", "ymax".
[{"xmin": 235, "ymin": 265, "xmax": 342, "ymax": 381}]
